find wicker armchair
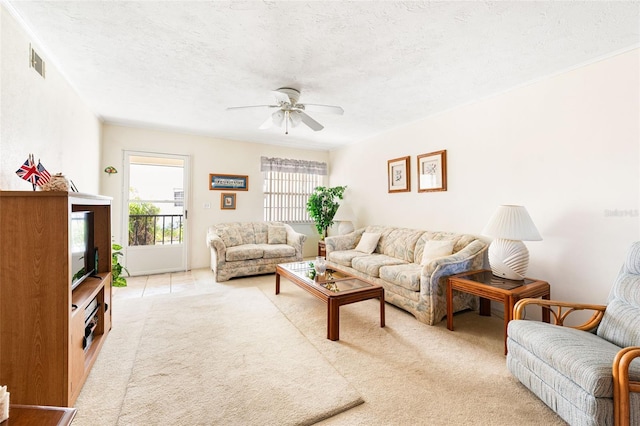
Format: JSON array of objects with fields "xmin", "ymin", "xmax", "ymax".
[{"xmin": 507, "ymin": 242, "xmax": 640, "ymax": 426}]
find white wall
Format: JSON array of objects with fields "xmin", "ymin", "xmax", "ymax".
[
  {"xmin": 0, "ymin": 5, "xmax": 101, "ymax": 192},
  {"xmin": 330, "ymin": 49, "xmax": 640, "ymax": 306},
  {"xmin": 4, "ymin": 3, "xmax": 637, "ymax": 303},
  {"xmin": 100, "ymin": 124, "xmax": 329, "ymax": 270}
]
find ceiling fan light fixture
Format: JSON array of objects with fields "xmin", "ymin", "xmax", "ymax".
[
  {"xmin": 289, "ymin": 111, "xmax": 302, "ymax": 127},
  {"xmin": 271, "ymin": 110, "xmax": 284, "ymax": 127},
  {"xmin": 228, "ymin": 87, "xmax": 342, "ymax": 134}
]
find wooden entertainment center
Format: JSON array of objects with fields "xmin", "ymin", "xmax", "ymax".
[{"xmin": 0, "ymin": 191, "xmax": 112, "ymax": 407}]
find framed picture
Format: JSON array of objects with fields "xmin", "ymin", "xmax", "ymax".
[
  {"xmin": 209, "ymin": 174, "xmax": 248, "ymax": 191},
  {"xmin": 221, "ymin": 193, "xmax": 236, "ymax": 210},
  {"xmin": 388, "ymin": 156, "xmax": 411, "ymax": 193},
  {"xmin": 417, "ymin": 150, "xmax": 447, "ymax": 192}
]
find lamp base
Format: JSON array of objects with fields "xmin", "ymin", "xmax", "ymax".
[{"xmin": 488, "ymin": 238, "xmax": 530, "ymax": 280}]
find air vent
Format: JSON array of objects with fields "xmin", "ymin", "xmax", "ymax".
[{"xmin": 29, "ymin": 44, "xmax": 45, "ymax": 78}]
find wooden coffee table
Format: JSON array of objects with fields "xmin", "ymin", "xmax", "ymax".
[
  {"xmin": 276, "ymin": 261, "xmax": 385, "ymax": 341},
  {"xmin": 447, "ymin": 269, "xmax": 550, "ymax": 355}
]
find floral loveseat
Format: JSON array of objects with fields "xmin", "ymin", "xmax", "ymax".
[
  {"xmin": 325, "ymin": 225, "xmax": 487, "ymax": 325},
  {"xmin": 207, "ymin": 222, "xmax": 306, "ymax": 282}
]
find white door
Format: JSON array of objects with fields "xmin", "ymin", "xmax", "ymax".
[{"xmin": 122, "ymin": 152, "xmax": 189, "ymax": 275}]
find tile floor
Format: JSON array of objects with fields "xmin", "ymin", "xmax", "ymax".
[{"xmin": 112, "ymin": 269, "xmax": 214, "ymax": 300}]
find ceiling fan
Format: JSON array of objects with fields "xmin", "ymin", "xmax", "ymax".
[{"xmin": 227, "ymin": 87, "xmax": 344, "ymax": 134}]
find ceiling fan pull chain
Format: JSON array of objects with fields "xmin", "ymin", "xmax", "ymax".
[{"xmin": 285, "ymin": 110, "xmax": 290, "ymax": 135}]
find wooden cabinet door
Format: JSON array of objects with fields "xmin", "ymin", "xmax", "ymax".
[{"xmin": 69, "ymin": 310, "xmax": 85, "ymax": 401}]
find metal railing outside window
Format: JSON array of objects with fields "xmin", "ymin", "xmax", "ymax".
[{"xmin": 129, "ymin": 214, "xmax": 184, "ymax": 246}]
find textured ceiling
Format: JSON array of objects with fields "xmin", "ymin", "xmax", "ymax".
[{"xmin": 5, "ymin": 1, "xmax": 640, "ymax": 150}]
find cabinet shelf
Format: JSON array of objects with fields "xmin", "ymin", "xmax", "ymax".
[
  {"xmin": 0, "ymin": 191, "xmax": 112, "ymax": 407},
  {"xmin": 72, "ymin": 273, "xmax": 110, "ymax": 310}
]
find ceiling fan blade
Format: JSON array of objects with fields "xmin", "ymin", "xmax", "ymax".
[
  {"xmin": 226, "ymin": 105, "xmax": 279, "ymax": 111},
  {"xmin": 299, "ymin": 111, "xmax": 324, "ymax": 131},
  {"xmin": 258, "ymin": 115, "xmax": 273, "ymax": 130},
  {"xmin": 302, "ymin": 103, "xmax": 344, "ymax": 115}
]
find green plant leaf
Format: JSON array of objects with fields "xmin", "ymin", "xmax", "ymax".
[
  {"xmin": 111, "ymin": 242, "xmax": 129, "ymax": 287},
  {"xmin": 306, "ymin": 185, "xmax": 346, "ymax": 238}
]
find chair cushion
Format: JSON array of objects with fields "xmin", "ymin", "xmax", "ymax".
[
  {"xmin": 597, "ymin": 272, "xmax": 640, "ymax": 347},
  {"xmin": 624, "ymin": 241, "xmax": 640, "ymax": 274},
  {"xmin": 508, "ymin": 320, "xmax": 634, "ymax": 398},
  {"xmin": 507, "ymin": 345, "xmax": 615, "ymax": 425}
]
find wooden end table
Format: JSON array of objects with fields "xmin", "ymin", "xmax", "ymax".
[
  {"xmin": 1, "ymin": 405, "xmax": 76, "ymax": 426},
  {"xmin": 318, "ymin": 240, "xmax": 326, "ymax": 257},
  {"xmin": 446, "ymin": 269, "xmax": 550, "ymax": 355}
]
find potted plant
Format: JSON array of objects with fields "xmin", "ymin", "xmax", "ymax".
[
  {"xmin": 112, "ymin": 243, "xmax": 130, "ymax": 287},
  {"xmin": 306, "ymin": 185, "xmax": 346, "ymax": 239}
]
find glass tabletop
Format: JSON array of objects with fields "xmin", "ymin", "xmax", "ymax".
[
  {"xmin": 279, "ymin": 261, "xmax": 373, "ymax": 293},
  {"xmin": 455, "ymin": 270, "xmax": 537, "ymax": 290}
]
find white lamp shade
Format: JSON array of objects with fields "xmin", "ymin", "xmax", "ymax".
[
  {"xmin": 481, "ymin": 205, "xmax": 542, "ymax": 241},
  {"xmin": 333, "ymin": 203, "xmax": 354, "ymax": 222},
  {"xmin": 333, "ymin": 203, "xmax": 355, "ymax": 235}
]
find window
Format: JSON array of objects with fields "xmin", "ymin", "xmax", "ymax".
[
  {"xmin": 173, "ymin": 188, "xmax": 184, "ymax": 207},
  {"xmin": 261, "ymin": 157, "xmax": 327, "ymax": 222}
]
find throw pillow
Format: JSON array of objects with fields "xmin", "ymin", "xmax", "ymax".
[
  {"xmin": 355, "ymin": 232, "xmax": 381, "ymax": 254},
  {"xmin": 218, "ymin": 227, "xmax": 242, "ymax": 247},
  {"xmin": 421, "ymin": 239, "xmax": 455, "ymax": 265},
  {"xmin": 267, "ymin": 225, "xmax": 287, "ymax": 244}
]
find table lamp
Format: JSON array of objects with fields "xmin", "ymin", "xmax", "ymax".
[
  {"xmin": 333, "ymin": 203, "xmax": 355, "ymax": 235},
  {"xmin": 482, "ymin": 205, "xmax": 542, "ymax": 280}
]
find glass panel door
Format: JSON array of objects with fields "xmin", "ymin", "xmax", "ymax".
[{"xmin": 123, "ymin": 152, "xmax": 189, "ymax": 275}]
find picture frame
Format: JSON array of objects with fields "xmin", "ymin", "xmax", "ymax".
[
  {"xmin": 209, "ymin": 174, "xmax": 248, "ymax": 191},
  {"xmin": 221, "ymin": 193, "xmax": 236, "ymax": 210},
  {"xmin": 387, "ymin": 156, "xmax": 411, "ymax": 193},
  {"xmin": 417, "ymin": 150, "xmax": 447, "ymax": 192}
]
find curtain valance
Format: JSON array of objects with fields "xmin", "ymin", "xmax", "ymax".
[{"xmin": 260, "ymin": 156, "xmax": 327, "ymax": 176}]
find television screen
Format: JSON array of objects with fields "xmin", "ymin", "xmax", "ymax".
[{"xmin": 71, "ymin": 211, "xmax": 95, "ymax": 290}]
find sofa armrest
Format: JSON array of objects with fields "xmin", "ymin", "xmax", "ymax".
[
  {"xmin": 285, "ymin": 225, "xmax": 307, "ymax": 258},
  {"xmin": 206, "ymin": 232, "xmax": 227, "ymax": 268},
  {"xmin": 325, "ymin": 228, "xmax": 365, "ymax": 255},
  {"xmin": 421, "ymin": 239, "xmax": 488, "ymax": 295},
  {"xmin": 613, "ymin": 346, "xmax": 640, "ymax": 426},
  {"xmin": 513, "ymin": 298, "xmax": 607, "ymax": 331}
]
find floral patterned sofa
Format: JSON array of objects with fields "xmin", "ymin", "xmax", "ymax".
[
  {"xmin": 207, "ymin": 222, "xmax": 306, "ymax": 282},
  {"xmin": 324, "ymin": 225, "xmax": 487, "ymax": 325}
]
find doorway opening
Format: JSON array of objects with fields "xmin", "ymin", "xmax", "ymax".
[{"xmin": 122, "ymin": 152, "xmax": 190, "ymax": 275}]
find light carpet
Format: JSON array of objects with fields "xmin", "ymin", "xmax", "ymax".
[
  {"xmin": 75, "ymin": 269, "xmax": 567, "ymax": 425},
  {"xmin": 74, "ymin": 286, "xmax": 363, "ymax": 425}
]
